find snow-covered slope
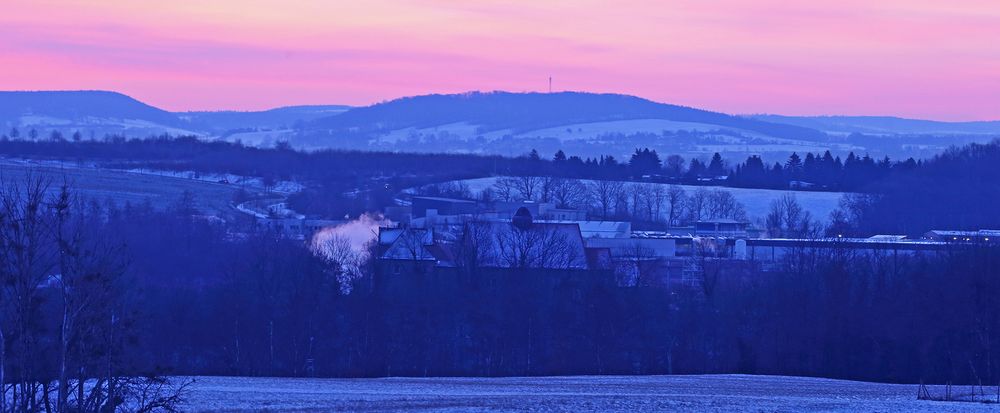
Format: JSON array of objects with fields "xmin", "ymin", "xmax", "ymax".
[
  {"xmin": 0, "ymin": 90, "xmax": 200, "ymax": 137},
  {"xmin": 751, "ymin": 114, "xmax": 1000, "ymax": 136},
  {"xmin": 297, "ymin": 91, "xmax": 996, "ymax": 160},
  {"xmin": 457, "ymin": 176, "xmax": 845, "ymax": 222},
  {"xmin": 0, "ymin": 91, "xmax": 350, "ymax": 139},
  {"xmin": 181, "ymin": 374, "xmax": 988, "ymax": 412},
  {"xmin": 306, "ymin": 91, "xmax": 827, "ymax": 142},
  {"xmin": 182, "ymin": 105, "xmax": 350, "ymax": 134},
  {"xmin": 374, "ymin": 118, "xmax": 782, "ymax": 143}
]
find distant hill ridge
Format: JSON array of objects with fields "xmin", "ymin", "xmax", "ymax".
[
  {"xmin": 751, "ymin": 114, "xmax": 1000, "ymax": 135},
  {"xmin": 0, "ymin": 91, "xmax": 350, "ymax": 135},
  {"xmin": 181, "ymin": 105, "xmax": 351, "ymax": 131},
  {"xmin": 0, "ymin": 90, "xmax": 181, "ymax": 126},
  {"xmin": 2, "ymin": 90, "xmax": 999, "ymax": 143},
  {"xmin": 308, "ymin": 91, "xmax": 827, "ymax": 141}
]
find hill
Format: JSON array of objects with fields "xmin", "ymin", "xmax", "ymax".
[
  {"xmin": 0, "ymin": 158, "xmax": 244, "ymax": 216},
  {"xmin": 752, "ymin": 114, "xmax": 1000, "ymax": 136},
  {"xmin": 308, "ymin": 91, "xmax": 826, "ymax": 141},
  {"xmin": 0, "ymin": 91, "xmax": 350, "ymax": 139},
  {"xmin": 0, "ymin": 90, "xmax": 195, "ymax": 136},
  {"xmin": 181, "ymin": 105, "xmax": 351, "ymax": 133},
  {"xmin": 3, "ymin": 90, "xmax": 996, "ymax": 161}
]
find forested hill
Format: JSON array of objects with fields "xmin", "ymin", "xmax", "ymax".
[
  {"xmin": 752, "ymin": 114, "xmax": 1000, "ymax": 135},
  {"xmin": 843, "ymin": 139, "xmax": 1000, "ymax": 235},
  {"xmin": 0, "ymin": 90, "xmax": 182, "ymax": 127},
  {"xmin": 307, "ymin": 91, "xmax": 827, "ymax": 141},
  {"xmin": 0, "ymin": 91, "xmax": 351, "ymax": 137},
  {"xmin": 181, "ymin": 105, "xmax": 351, "ymax": 131}
]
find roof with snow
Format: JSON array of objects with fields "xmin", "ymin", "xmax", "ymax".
[
  {"xmin": 924, "ymin": 229, "xmax": 1000, "ymax": 241},
  {"xmin": 378, "ymin": 227, "xmax": 439, "ymax": 261},
  {"xmin": 411, "ymin": 196, "xmax": 476, "ymax": 204},
  {"xmin": 536, "ymin": 220, "xmax": 631, "ymax": 239}
]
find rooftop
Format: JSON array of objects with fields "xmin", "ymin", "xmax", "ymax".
[
  {"xmin": 411, "ymin": 196, "xmax": 477, "ymax": 204},
  {"xmin": 537, "ymin": 220, "xmax": 631, "ymax": 239}
]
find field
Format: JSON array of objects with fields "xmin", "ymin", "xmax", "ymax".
[
  {"xmin": 0, "ymin": 158, "xmax": 243, "ymax": 215},
  {"xmin": 180, "ymin": 374, "xmax": 997, "ymax": 412},
  {"xmin": 457, "ymin": 177, "xmax": 846, "ymax": 222}
]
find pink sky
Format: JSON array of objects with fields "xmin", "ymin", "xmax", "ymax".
[{"xmin": 1, "ymin": 0, "xmax": 998, "ymax": 120}]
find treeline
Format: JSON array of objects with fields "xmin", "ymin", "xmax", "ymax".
[
  {"xmin": 357, "ymin": 243, "xmax": 1000, "ymax": 384},
  {"xmin": 0, "ymin": 134, "xmax": 913, "ymax": 198},
  {"xmin": 832, "ymin": 140, "xmax": 1000, "ymax": 236},
  {"xmin": 729, "ymin": 151, "xmax": 919, "ymax": 190},
  {"xmin": 0, "ymin": 134, "xmax": 521, "ymax": 185},
  {"xmin": 0, "ymin": 177, "xmax": 186, "ymax": 412},
  {"xmin": 5, "ymin": 183, "xmax": 992, "ymax": 386},
  {"xmin": 4, "ymin": 140, "xmax": 1000, "ymax": 392},
  {"xmin": 434, "ymin": 147, "xmax": 917, "ymax": 193},
  {"xmin": 422, "ymin": 177, "xmax": 753, "ymax": 229},
  {"xmin": 0, "ymin": 133, "xmax": 924, "ymax": 228},
  {"xmin": 0, "ymin": 134, "xmax": 537, "ymax": 218}
]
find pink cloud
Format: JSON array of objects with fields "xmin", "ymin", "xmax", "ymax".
[{"xmin": 0, "ymin": 0, "xmax": 997, "ymax": 120}]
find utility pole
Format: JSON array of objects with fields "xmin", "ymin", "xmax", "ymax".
[{"xmin": 548, "ymin": 76, "xmax": 552, "ymax": 93}]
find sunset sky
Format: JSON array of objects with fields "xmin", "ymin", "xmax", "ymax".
[{"xmin": 1, "ymin": 0, "xmax": 998, "ymax": 120}]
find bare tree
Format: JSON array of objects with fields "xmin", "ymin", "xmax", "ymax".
[
  {"xmin": 454, "ymin": 220, "xmax": 496, "ymax": 272},
  {"xmin": 492, "ymin": 177, "xmax": 517, "ymax": 202},
  {"xmin": 494, "ymin": 175, "xmax": 541, "ymax": 201},
  {"xmin": 766, "ymin": 193, "xmax": 815, "ymax": 238},
  {"xmin": 538, "ymin": 176, "xmax": 560, "ymax": 204},
  {"xmin": 666, "ymin": 185, "xmax": 686, "ymax": 227},
  {"xmin": 513, "ymin": 175, "xmax": 541, "ymax": 201},
  {"xmin": 613, "ymin": 185, "xmax": 631, "ymax": 220},
  {"xmin": 690, "ymin": 238, "xmax": 727, "ymax": 298},
  {"xmin": 827, "ymin": 192, "xmax": 880, "ymax": 236},
  {"xmin": 53, "ymin": 184, "xmax": 131, "ymax": 413},
  {"xmin": 626, "ymin": 183, "xmax": 642, "ymax": 219},
  {"xmin": 478, "ymin": 187, "xmax": 495, "ymax": 203},
  {"xmin": 0, "ymin": 303, "xmax": 3, "ymax": 413},
  {"xmin": 552, "ymin": 178, "xmax": 588, "ymax": 209},
  {"xmin": 313, "ymin": 233, "xmax": 366, "ymax": 289},
  {"xmin": 588, "ymin": 180, "xmax": 624, "ymax": 220},
  {"xmin": 615, "ymin": 242, "xmax": 659, "ymax": 286},
  {"xmin": 664, "ymin": 155, "xmax": 686, "ymax": 177},
  {"xmin": 0, "ymin": 174, "xmax": 58, "ymax": 411},
  {"xmin": 686, "ymin": 188, "xmax": 710, "ymax": 223},
  {"xmin": 416, "ymin": 181, "xmax": 472, "ymax": 199},
  {"xmin": 0, "ymin": 176, "xmax": 187, "ymax": 413},
  {"xmin": 644, "ymin": 184, "xmax": 663, "ymax": 222},
  {"xmin": 492, "ymin": 223, "xmax": 581, "ymax": 270},
  {"xmin": 647, "ymin": 184, "xmax": 667, "ymax": 222},
  {"xmin": 706, "ymin": 190, "xmax": 747, "ymax": 221}
]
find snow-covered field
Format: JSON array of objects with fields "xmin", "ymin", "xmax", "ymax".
[
  {"xmin": 219, "ymin": 128, "xmax": 296, "ymax": 147},
  {"xmin": 457, "ymin": 177, "xmax": 845, "ymax": 222},
  {"xmin": 516, "ymin": 119, "xmax": 772, "ymax": 141},
  {"xmin": 17, "ymin": 115, "xmax": 203, "ymax": 137},
  {"xmin": 0, "ymin": 158, "xmax": 242, "ymax": 214},
  {"xmin": 1, "ymin": 157, "xmax": 302, "ymax": 194},
  {"xmin": 180, "ymin": 374, "xmax": 995, "ymax": 412}
]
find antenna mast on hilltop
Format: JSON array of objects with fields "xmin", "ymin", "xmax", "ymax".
[{"xmin": 548, "ymin": 76, "xmax": 552, "ymax": 93}]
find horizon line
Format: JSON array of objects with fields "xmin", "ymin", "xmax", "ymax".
[{"xmin": 2, "ymin": 88, "xmax": 998, "ymax": 123}]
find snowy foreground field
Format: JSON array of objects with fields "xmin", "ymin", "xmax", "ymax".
[{"xmin": 180, "ymin": 374, "xmax": 995, "ymax": 412}]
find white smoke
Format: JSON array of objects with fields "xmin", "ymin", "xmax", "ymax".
[{"xmin": 310, "ymin": 213, "xmax": 392, "ymax": 287}]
